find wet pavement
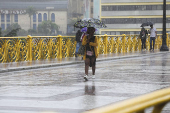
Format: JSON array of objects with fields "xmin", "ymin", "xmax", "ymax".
[{"xmin": 0, "ymin": 50, "xmax": 170, "ymax": 113}]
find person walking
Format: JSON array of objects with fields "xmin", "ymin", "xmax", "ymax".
[
  {"xmin": 149, "ymin": 25, "xmax": 157, "ymax": 51},
  {"xmin": 82, "ymin": 27, "xmax": 98, "ymax": 81},
  {"xmin": 140, "ymin": 27, "xmax": 148, "ymax": 51},
  {"xmin": 75, "ymin": 29, "xmax": 83, "ymax": 57}
]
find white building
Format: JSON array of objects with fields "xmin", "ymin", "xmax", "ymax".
[
  {"xmin": 100, "ymin": 0, "xmax": 170, "ymax": 35},
  {"xmin": 0, "ymin": 0, "xmax": 67, "ymax": 34}
]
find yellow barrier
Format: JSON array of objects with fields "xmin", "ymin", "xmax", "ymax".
[
  {"xmin": 0, "ymin": 34, "xmax": 169, "ymax": 63},
  {"xmin": 84, "ymin": 87, "xmax": 170, "ymax": 113}
]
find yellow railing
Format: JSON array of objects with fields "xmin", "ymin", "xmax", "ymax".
[
  {"xmin": 0, "ymin": 34, "xmax": 169, "ymax": 63},
  {"xmin": 84, "ymin": 87, "xmax": 170, "ymax": 113}
]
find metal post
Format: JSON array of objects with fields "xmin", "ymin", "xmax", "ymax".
[
  {"xmin": 160, "ymin": 0, "xmax": 169, "ymax": 51},
  {"xmin": 27, "ymin": 35, "xmax": 32, "ymax": 61},
  {"xmin": 104, "ymin": 34, "xmax": 108, "ymax": 54}
]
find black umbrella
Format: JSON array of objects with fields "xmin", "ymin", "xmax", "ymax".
[
  {"xmin": 74, "ymin": 18, "xmax": 107, "ymax": 28},
  {"xmin": 140, "ymin": 22, "xmax": 153, "ymax": 27}
]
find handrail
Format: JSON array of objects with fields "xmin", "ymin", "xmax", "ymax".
[
  {"xmin": 0, "ymin": 34, "xmax": 169, "ymax": 63},
  {"xmin": 0, "ymin": 36, "xmax": 28, "ymax": 39},
  {"xmin": 84, "ymin": 87, "xmax": 170, "ymax": 113}
]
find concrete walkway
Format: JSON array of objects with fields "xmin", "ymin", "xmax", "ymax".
[
  {"xmin": 0, "ymin": 49, "xmax": 170, "ymax": 113},
  {"xmin": 0, "ymin": 50, "xmax": 169, "ymax": 73}
]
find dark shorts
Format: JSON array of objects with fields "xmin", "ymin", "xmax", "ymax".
[{"xmin": 86, "ymin": 55, "xmax": 96, "ymax": 67}]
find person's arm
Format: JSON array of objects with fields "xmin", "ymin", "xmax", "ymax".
[
  {"xmin": 146, "ymin": 30, "xmax": 148, "ymax": 35},
  {"xmin": 82, "ymin": 36, "xmax": 87, "ymax": 45},
  {"xmin": 155, "ymin": 28, "xmax": 157, "ymax": 38},
  {"xmin": 89, "ymin": 37, "xmax": 98, "ymax": 47}
]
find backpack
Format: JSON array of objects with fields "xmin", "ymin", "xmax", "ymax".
[{"xmin": 76, "ymin": 30, "xmax": 82, "ymax": 42}]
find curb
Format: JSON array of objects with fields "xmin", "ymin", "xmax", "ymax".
[{"xmin": 0, "ymin": 51, "xmax": 169, "ymax": 73}]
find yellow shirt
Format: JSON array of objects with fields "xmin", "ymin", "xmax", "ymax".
[{"xmin": 82, "ymin": 35, "xmax": 98, "ymax": 60}]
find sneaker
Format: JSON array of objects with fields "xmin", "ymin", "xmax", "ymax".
[
  {"xmin": 84, "ymin": 75, "xmax": 88, "ymax": 81},
  {"xmin": 92, "ymin": 75, "xmax": 95, "ymax": 79}
]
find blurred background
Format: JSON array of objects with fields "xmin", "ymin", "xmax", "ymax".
[{"xmin": 0, "ymin": 0, "xmax": 170, "ymax": 36}]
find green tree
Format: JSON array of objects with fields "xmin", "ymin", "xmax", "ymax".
[
  {"xmin": 3, "ymin": 23, "xmax": 21, "ymax": 37},
  {"xmin": 18, "ymin": 29, "xmax": 28, "ymax": 36},
  {"xmin": 28, "ymin": 29, "xmax": 37, "ymax": 35},
  {"xmin": 5, "ymin": 23, "xmax": 21, "ymax": 33},
  {"xmin": 38, "ymin": 20, "xmax": 60, "ymax": 35},
  {"xmin": 25, "ymin": 6, "xmax": 37, "ymax": 29}
]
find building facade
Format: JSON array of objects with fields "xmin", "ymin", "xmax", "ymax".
[
  {"xmin": 0, "ymin": 0, "xmax": 68, "ymax": 34},
  {"xmin": 100, "ymin": 0, "xmax": 170, "ymax": 35}
]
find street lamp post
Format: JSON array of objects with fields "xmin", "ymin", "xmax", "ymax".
[{"xmin": 160, "ymin": 0, "xmax": 169, "ymax": 51}]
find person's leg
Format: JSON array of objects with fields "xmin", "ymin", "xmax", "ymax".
[
  {"xmin": 141, "ymin": 39, "xmax": 144, "ymax": 50},
  {"xmin": 144, "ymin": 38, "xmax": 146, "ymax": 49},
  {"xmin": 84, "ymin": 58, "xmax": 90, "ymax": 81},
  {"xmin": 91, "ymin": 57, "xmax": 96, "ymax": 75},
  {"xmin": 153, "ymin": 37, "xmax": 155, "ymax": 51},
  {"xmin": 150, "ymin": 37, "xmax": 153, "ymax": 50},
  {"xmin": 85, "ymin": 58, "xmax": 90, "ymax": 75},
  {"xmin": 91, "ymin": 57, "xmax": 96, "ymax": 79}
]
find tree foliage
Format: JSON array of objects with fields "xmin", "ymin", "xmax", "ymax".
[
  {"xmin": 25, "ymin": 6, "xmax": 37, "ymax": 29},
  {"xmin": 38, "ymin": 20, "xmax": 60, "ymax": 35}
]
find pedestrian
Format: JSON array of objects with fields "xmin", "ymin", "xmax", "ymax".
[
  {"xmin": 148, "ymin": 25, "xmax": 157, "ymax": 51},
  {"xmin": 140, "ymin": 27, "xmax": 148, "ymax": 51},
  {"xmin": 82, "ymin": 27, "xmax": 98, "ymax": 81},
  {"xmin": 75, "ymin": 29, "xmax": 83, "ymax": 57}
]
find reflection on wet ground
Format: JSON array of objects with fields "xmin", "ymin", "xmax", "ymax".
[{"xmin": 0, "ymin": 52, "xmax": 170, "ymax": 113}]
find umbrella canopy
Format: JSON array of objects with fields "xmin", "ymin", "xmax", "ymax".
[
  {"xmin": 74, "ymin": 18, "xmax": 107, "ymax": 28},
  {"xmin": 140, "ymin": 22, "xmax": 153, "ymax": 27}
]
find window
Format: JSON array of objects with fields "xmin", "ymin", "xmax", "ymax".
[
  {"xmin": 156, "ymin": 18, "xmax": 162, "ymax": 23},
  {"xmin": 91, "ymin": 7, "xmax": 93, "ymax": 13},
  {"xmin": 7, "ymin": 24, "xmax": 10, "ymax": 28},
  {"xmin": 102, "ymin": 6, "xmax": 107, "ymax": 11},
  {"xmin": 102, "ymin": 5, "xmax": 166, "ymax": 11},
  {"xmin": 142, "ymin": 6, "xmax": 146, "ymax": 10},
  {"xmin": 43, "ymin": 13, "xmax": 47, "ymax": 21},
  {"xmin": 157, "ymin": 5, "xmax": 162, "ymax": 10},
  {"xmin": 33, "ymin": 24, "xmax": 36, "ymax": 30},
  {"xmin": 146, "ymin": 5, "xmax": 152, "ymax": 10},
  {"xmin": 167, "ymin": 5, "xmax": 170, "ymax": 10},
  {"xmin": 38, "ymin": 13, "xmax": 42, "ymax": 22},
  {"xmin": 14, "ymin": 14, "xmax": 18, "ymax": 22},
  {"xmin": 51, "ymin": 13, "xmax": 55, "ymax": 22},
  {"xmin": 152, "ymin": 5, "xmax": 157, "ymax": 10},
  {"xmin": 103, "ymin": 18, "xmax": 167, "ymax": 24},
  {"xmin": 6, "ymin": 14, "xmax": 10, "ymax": 22},
  {"xmin": 33, "ymin": 14, "xmax": 36, "ymax": 22},
  {"xmin": 1, "ymin": 24, "xmax": 5, "ymax": 30},
  {"xmin": 1, "ymin": 14, "xmax": 4, "ymax": 22}
]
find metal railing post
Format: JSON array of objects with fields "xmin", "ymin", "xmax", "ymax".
[
  {"xmin": 4, "ymin": 39, "xmax": 8, "ymax": 62},
  {"xmin": 16, "ymin": 39, "xmax": 20, "ymax": 62},
  {"xmin": 27, "ymin": 35, "xmax": 32, "ymax": 61},
  {"xmin": 48, "ymin": 38, "xmax": 52, "ymax": 59},
  {"xmin": 148, "ymin": 35, "xmax": 151, "ymax": 50},
  {"xmin": 133, "ymin": 36, "xmax": 136, "ymax": 52},
  {"xmin": 97, "ymin": 36, "xmax": 101, "ymax": 54},
  {"xmin": 58, "ymin": 35, "xmax": 62, "ymax": 58},
  {"xmin": 152, "ymin": 102, "xmax": 167, "ymax": 113},
  {"xmin": 138, "ymin": 35, "xmax": 142, "ymax": 51},
  {"xmin": 122, "ymin": 34, "xmax": 126, "ymax": 53},
  {"xmin": 104, "ymin": 34, "xmax": 108, "ymax": 54}
]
